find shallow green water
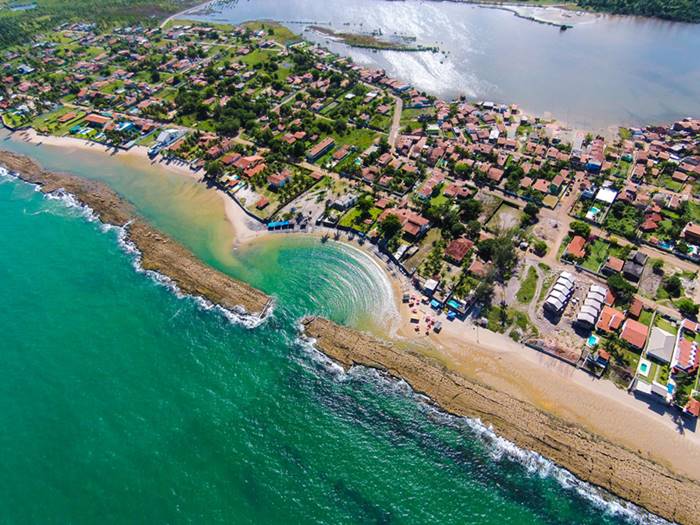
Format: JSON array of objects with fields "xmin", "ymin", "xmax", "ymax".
[{"xmin": 0, "ymin": 139, "xmax": 663, "ymax": 524}]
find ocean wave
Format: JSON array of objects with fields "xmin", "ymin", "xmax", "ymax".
[
  {"xmin": 2, "ymin": 167, "xmax": 270, "ymax": 329},
  {"xmin": 299, "ymin": 333, "xmax": 670, "ymax": 525},
  {"xmin": 0, "ymin": 166, "xmax": 16, "ymax": 182},
  {"xmin": 113, "ymin": 224, "xmax": 272, "ymax": 329},
  {"xmin": 44, "ymin": 188, "xmax": 99, "ymax": 222},
  {"xmin": 294, "ymin": 329, "xmax": 348, "ymax": 379}
]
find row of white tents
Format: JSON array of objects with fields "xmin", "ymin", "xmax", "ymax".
[
  {"xmin": 576, "ymin": 284, "xmax": 608, "ymax": 327},
  {"xmin": 543, "ymin": 272, "xmax": 576, "ymax": 314}
]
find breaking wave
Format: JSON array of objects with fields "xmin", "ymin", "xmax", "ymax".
[
  {"xmin": 297, "ymin": 330, "xmax": 670, "ymax": 525},
  {"xmin": 113, "ymin": 224, "xmax": 272, "ymax": 329},
  {"xmin": 1, "ymin": 166, "xmax": 271, "ymax": 329}
]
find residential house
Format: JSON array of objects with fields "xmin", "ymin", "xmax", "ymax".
[
  {"xmin": 646, "ymin": 327, "xmax": 676, "ymax": 364},
  {"xmin": 267, "ymin": 170, "xmax": 291, "ymax": 190},
  {"xmin": 621, "ymin": 319, "xmax": 649, "ymax": 350},
  {"xmin": 596, "ymin": 305, "xmax": 625, "ymax": 333},
  {"xmin": 444, "ymin": 238, "xmax": 473, "ymax": 265},
  {"xmin": 378, "ymin": 208, "xmax": 430, "ymax": 240},
  {"xmin": 306, "ymin": 137, "xmax": 335, "ymax": 162},
  {"xmin": 565, "ymin": 235, "xmax": 586, "ymax": 260}
]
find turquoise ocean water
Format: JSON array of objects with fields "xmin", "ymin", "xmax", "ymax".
[{"xmin": 0, "ymin": 135, "xmax": 664, "ymax": 524}]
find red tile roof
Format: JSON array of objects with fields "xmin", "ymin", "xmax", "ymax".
[
  {"xmin": 533, "ymin": 178, "xmax": 550, "ymax": 193},
  {"xmin": 444, "ymin": 238, "xmax": 473, "ymax": 263},
  {"xmin": 628, "ymin": 297, "xmax": 644, "ymax": 318},
  {"xmin": 596, "ymin": 306, "xmax": 625, "ymax": 333},
  {"xmin": 687, "ymin": 398, "xmax": 700, "ymax": 417},
  {"xmin": 565, "ymin": 235, "xmax": 586, "ymax": 259},
  {"xmin": 604, "ymin": 256, "xmax": 624, "ymax": 273},
  {"xmin": 621, "ymin": 319, "xmax": 649, "ymax": 349},
  {"xmin": 676, "ymin": 338, "xmax": 699, "ymax": 372}
]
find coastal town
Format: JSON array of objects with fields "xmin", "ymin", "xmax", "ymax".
[{"xmin": 2, "ymin": 16, "xmax": 700, "ymax": 427}]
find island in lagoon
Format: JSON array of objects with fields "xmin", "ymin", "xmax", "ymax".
[
  {"xmin": 307, "ymin": 25, "xmax": 441, "ymax": 52},
  {"xmin": 2, "ymin": 6, "xmax": 700, "ymax": 525}
]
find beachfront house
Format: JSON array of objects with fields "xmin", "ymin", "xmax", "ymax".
[
  {"xmin": 621, "ymin": 319, "xmax": 649, "ymax": 350},
  {"xmin": 84, "ymin": 113, "xmax": 110, "ymax": 129},
  {"xmin": 575, "ymin": 284, "xmax": 607, "ymax": 328},
  {"xmin": 267, "ymin": 170, "xmax": 291, "ymax": 191}
]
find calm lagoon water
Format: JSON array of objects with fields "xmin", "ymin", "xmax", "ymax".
[
  {"xmin": 193, "ymin": 0, "xmax": 700, "ymax": 131},
  {"xmin": 0, "ymin": 132, "xmax": 668, "ymax": 523}
]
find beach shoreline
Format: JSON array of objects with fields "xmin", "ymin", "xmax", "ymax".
[
  {"xmin": 302, "ymin": 316, "xmax": 700, "ymax": 525},
  {"xmin": 11, "ymin": 129, "xmax": 700, "ymax": 479},
  {"xmin": 0, "ymin": 148, "xmax": 271, "ymax": 319},
  {"xmin": 7, "ymin": 130, "xmax": 700, "ymax": 523}
]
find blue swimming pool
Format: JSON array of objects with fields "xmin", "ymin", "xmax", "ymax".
[{"xmin": 587, "ymin": 335, "xmax": 599, "ymax": 347}]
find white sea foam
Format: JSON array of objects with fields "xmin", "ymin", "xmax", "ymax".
[
  {"xmin": 44, "ymin": 188, "xmax": 99, "ymax": 222},
  {"xmin": 0, "ymin": 166, "xmax": 15, "ymax": 182},
  {"xmin": 295, "ymin": 328, "xmax": 348, "ymax": 379},
  {"xmin": 2, "ymin": 167, "xmax": 271, "ymax": 329},
  {"xmin": 113, "ymin": 223, "xmax": 272, "ymax": 329},
  {"xmin": 300, "ymin": 334, "xmax": 670, "ymax": 525}
]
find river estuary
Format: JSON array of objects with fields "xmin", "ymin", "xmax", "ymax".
[{"xmin": 192, "ymin": 0, "xmax": 700, "ymax": 132}]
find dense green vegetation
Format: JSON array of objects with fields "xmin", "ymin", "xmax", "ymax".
[
  {"xmin": 576, "ymin": 0, "xmax": 700, "ymax": 23},
  {"xmin": 0, "ymin": 0, "xmax": 196, "ymax": 48}
]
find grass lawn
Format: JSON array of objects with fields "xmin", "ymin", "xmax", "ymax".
[
  {"xmin": 338, "ymin": 206, "xmax": 381, "ymax": 233},
  {"xmin": 516, "ymin": 266, "xmax": 538, "ymax": 304},
  {"xmin": 399, "ymin": 107, "xmax": 435, "ymax": 126},
  {"xmin": 657, "ymin": 174, "xmax": 684, "ymax": 193},
  {"xmin": 654, "ymin": 316, "xmax": 679, "ymax": 335},
  {"xmin": 332, "ymin": 127, "xmax": 379, "ymax": 151},
  {"xmin": 638, "ymin": 309, "xmax": 653, "ymax": 327},
  {"xmin": 581, "ymin": 238, "xmax": 609, "ymax": 272},
  {"xmin": 429, "ymin": 191, "xmax": 449, "ymax": 208},
  {"xmin": 369, "ymin": 114, "xmax": 391, "ymax": 132},
  {"xmin": 29, "ymin": 107, "xmax": 85, "ymax": 135},
  {"xmin": 243, "ymin": 21, "xmax": 300, "ymax": 45},
  {"xmin": 240, "ymin": 49, "xmax": 278, "ymax": 67},
  {"xmin": 136, "ymin": 131, "xmax": 159, "ymax": 147},
  {"xmin": 538, "ymin": 272, "xmax": 557, "ymax": 302},
  {"xmin": 2, "ymin": 111, "xmax": 30, "ymax": 128}
]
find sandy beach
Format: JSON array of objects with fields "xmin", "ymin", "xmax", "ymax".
[
  {"xmin": 10, "ymin": 130, "xmax": 700, "ymax": 492},
  {"xmin": 16, "ymin": 128, "xmax": 269, "ymax": 247}
]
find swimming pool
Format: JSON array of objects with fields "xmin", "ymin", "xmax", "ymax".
[
  {"xmin": 638, "ymin": 358, "xmax": 652, "ymax": 377},
  {"xmin": 585, "ymin": 206, "xmax": 601, "ymax": 221},
  {"xmin": 586, "ymin": 334, "xmax": 599, "ymax": 347}
]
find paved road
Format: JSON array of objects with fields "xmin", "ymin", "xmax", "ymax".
[{"xmin": 388, "ymin": 96, "xmax": 403, "ymax": 151}]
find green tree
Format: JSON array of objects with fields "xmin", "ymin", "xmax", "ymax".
[
  {"xmin": 569, "ymin": 220, "xmax": 591, "ymax": 238},
  {"xmin": 532, "ymin": 239, "xmax": 548, "ymax": 256},
  {"xmin": 460, "ymin": 198, "xmax": 482, "ymax": 222},
  {"xmin": 379, "ymin": 213, "xmax": 402, "ymax": 239},
  {"xmin": 662, "ymin": 275, "xmax": 683, "ymax": 298},
  {"xmin": 204, "ymin": 160, "xmax": 223, "ymax": 181},
  {"xmin": 676, "ymin": 298, "xmax": 699, "ymax": 319},
  {"xmin": 607, "ymin": 273, "xmax": 635, "ymax": 305}
]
